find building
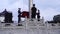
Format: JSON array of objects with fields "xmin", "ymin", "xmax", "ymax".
[{"xmin": 0, "ymin": 11, "xmax": 13, "ymax": 23}]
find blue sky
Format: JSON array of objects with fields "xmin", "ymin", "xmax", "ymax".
[{"xmin": 0, "ymin": 0, "xmax": 60, "ymax": 21}]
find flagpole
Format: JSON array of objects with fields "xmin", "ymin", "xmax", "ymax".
[{"xmin": 29, "ymin": 0, "xmax": 33, "ymax": 19}]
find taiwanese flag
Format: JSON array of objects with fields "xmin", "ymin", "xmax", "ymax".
[{"xmin": 21, "ymin": 11, "xmax": 29, "ymax": 18}]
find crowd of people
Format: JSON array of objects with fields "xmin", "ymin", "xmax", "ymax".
[{"xmin": 2, "ymin": 4, "xmax": 40, "ymax": 24}]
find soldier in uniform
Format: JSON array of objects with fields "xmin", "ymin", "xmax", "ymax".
[
  {"xmin": 37, "ymin": 10, "xmax": 40, "ymax": 21},
  {"xmin": 31, "ymin": 4, "xmax": 37, "ymax": 19},
  {"xmin": 18, "ymin": 8, "xmax": 21, "ymax": 23}
]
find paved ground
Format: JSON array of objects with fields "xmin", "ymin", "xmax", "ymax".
[{"xmin": 0, "ymin": 27, "xmax": 60, "ymax": 34}]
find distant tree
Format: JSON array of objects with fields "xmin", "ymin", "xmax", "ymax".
[{"xmin": 53, "ymin": 14, "xmax": 60, "ymax": 23}]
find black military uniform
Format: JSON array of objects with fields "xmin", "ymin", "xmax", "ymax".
[
  {"xmin": 37, "ymin": 10, "xmax": 40, "ymax": 21},
  {"xmin": 31, "ymin": 4, "xmax": 37, "ymax": 18},
  {"xmin": 18, "ymin": 8, "xmax": 21, "ymax": 23}
]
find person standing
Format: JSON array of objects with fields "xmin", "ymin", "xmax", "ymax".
[
  {"xmin": 18, "ymin": 8, "xmax": 21, "ymax": 23},
  {"xmin": 31, "ymin": 4, "xmax": 37, "ymax": 19},
  {"xmin": 37, "ymin": 10, "xmax": 40, "ymax": 21}
]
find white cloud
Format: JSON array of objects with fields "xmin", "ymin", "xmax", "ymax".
[
  {"xmin": 33, "ymin": 0, "xmax": 60, "ymax": 9},
  {"xmin": 40, "ymin": 8, "xmax": 60, "ymax": 21}
]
